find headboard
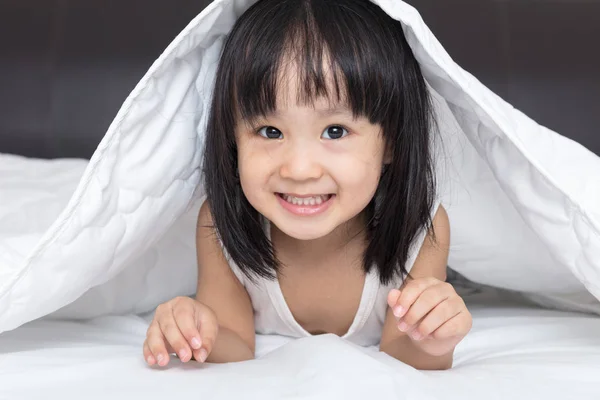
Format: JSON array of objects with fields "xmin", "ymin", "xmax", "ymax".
[{"xmin": 1, "ymin": 0, "xmax": 598, "ymax": 159}]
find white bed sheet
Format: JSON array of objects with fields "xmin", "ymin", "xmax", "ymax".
[{"xmin": 2, "ymin": 289, "xmax": 599, "ymax": 400}]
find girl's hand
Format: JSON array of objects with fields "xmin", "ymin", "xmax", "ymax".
[
  {"xmin": 143, "ymin": 296, "xmax": 219, "ymax": 367},
  {"xmin": 387, "ymin": 278, "xmax": 472, "ymax": 357}
]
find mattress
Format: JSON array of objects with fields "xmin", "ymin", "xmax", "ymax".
[{"xmin": 1, "ymin": 287, "xmax": 599, "ymax": 400}]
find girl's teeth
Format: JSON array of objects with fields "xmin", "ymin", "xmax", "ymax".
[{"xmin": 283, "ymin": 194, "xmax": 329, "ymax": 206}]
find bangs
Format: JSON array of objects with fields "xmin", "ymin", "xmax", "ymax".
[{"xmin": 227, "ymin": 0, "xmax": 407, "ymax": 129}]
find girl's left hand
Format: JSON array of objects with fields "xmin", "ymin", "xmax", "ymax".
[{"xmin": 387, "ymin": 277, "xmax": 472, "ymax": 357}]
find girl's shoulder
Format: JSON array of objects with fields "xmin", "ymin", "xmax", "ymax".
[
  {"xmin": 406, "ymin": 202, "xmax": 450, "ymax": 281},
  {"xmin": 197, "ymin": 199, "xmax": 249, "ymax": 286}
]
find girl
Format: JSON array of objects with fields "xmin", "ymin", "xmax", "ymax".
[{"xmin": 143, "ymin": 0, "xmax": 472, "ymax": 370}]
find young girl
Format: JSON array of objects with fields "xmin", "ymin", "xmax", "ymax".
[{"xmin": 143, "ymin": 0, "xmax": 472, "ymax": 370}]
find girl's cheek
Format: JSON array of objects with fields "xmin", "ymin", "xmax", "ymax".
[{"xmin": 327, "ymin": 152, "xmax": 382, "ymax": 180}]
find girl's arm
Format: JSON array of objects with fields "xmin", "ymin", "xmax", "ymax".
[
  {"xmin": 379, "ymin": 205, "xmax": 472, "ymax": 370},
  {"xmin": 195, "ymin": 200, "xmax": 256, "ymax": 363}
]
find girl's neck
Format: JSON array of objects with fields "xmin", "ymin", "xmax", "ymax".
[{"xmin": 270, "ymin": 212, "xmax": 369, "ymax": 271}]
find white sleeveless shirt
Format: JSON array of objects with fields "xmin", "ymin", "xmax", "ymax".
[{"xmin": 223, "ymin": 201, "xmax": 440, "ymax": 347}]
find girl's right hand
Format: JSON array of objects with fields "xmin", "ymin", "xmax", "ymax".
[{"xmin": 143, "ymin": 296, "xmax": 218, "ymax": 367}]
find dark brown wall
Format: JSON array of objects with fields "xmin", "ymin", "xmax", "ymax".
[
  {"xmin": 407, "ymin": 0, "xmax": 600, "ymax": 156},
  {"xmin": 1, "ymin": 0, "xmax": 598, "ymax": 159}
]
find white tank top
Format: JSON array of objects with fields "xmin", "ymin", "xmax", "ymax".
[{"xmin": 223, "ymin": 201, "xmax": 440, "ymax": 347}]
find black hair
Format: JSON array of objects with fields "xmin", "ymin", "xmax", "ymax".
[{"xmin": 202, "ymin": 0, "xmax": 437, "ymax": 286}]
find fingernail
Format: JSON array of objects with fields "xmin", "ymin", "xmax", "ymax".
[
  {"xmin": 198, "ymin": 349, "xmax": 208, "ymax": 363},
  {"xmin": 398, "ymin": 321, "xmax": 409, "ymax": 332},
  {"xmin": 393, "ymin": 305, "xmax": 405, "ymax": 318},
  {"xmin": 157, "ymin": 354, "xmax": 165, "ymax": 365},
  {"xmin": 411, "ymin": 331, "xmax": 423, "ymax": 341},
  {"xmin": 191, "ymin": 337, "xmax": 202, "ymax": 349},
  {"xmin": 179, "ymin": 349, "xmax": 189, "ymax": 360},
  {"xmin": 147, "ymin": 355, "xmax": 155, "ymax": 365}
]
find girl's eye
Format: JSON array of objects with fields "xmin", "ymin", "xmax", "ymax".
[
  {"xmin": 257, "ymin": 126, "xmax": 283, "ymax": 139},
  {"xmin": 322, "ymin": 125, "xmax": 348, "ymax": 140}
]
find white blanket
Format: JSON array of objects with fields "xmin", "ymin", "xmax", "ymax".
[
  {"xmin": 1, "ymin": 0, "xmax": 599, "ymax": 333},
  {"xmin": 2, "ymin": 289, "xmax": 600, "ymax": 399}
]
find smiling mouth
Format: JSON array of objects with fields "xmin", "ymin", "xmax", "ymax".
[{"xmin": 276, "ymin": 193, "xmax": 334, "ymax": 206}]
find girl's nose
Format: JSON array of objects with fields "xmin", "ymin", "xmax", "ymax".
[{"xmin": 279, "ymin": 145, "xmax": 324, "ymax": 181}]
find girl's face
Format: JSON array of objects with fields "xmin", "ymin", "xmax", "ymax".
[{"xmin": 235, "ymin": 72, "xmax": 387, "ymax": 241}]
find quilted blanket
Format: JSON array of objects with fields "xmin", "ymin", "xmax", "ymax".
[{"xmin": 1, "ymin": 0, "xmax": 599, "ymax": 335}]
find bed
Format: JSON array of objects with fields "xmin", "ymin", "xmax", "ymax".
[
  {"xmin": 1, "ymin": 287, "xmax": 600, "ymax": 399},
  {"xmin": 1, "ymin": 0, "xmax": 600, "ymax": 398}
]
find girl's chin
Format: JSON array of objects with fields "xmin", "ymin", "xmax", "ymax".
[{"xmin": 271, "ymin": 219, "xmax": 335, "ymax": 241}]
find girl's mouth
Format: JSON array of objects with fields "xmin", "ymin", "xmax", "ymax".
[
  {"xmin": 277, "ymin": 193, "xmax": 333, "ymax": 206},
  {"xmin": 275, "ymin": 193, "xmax": 335, "ymax": 216}
]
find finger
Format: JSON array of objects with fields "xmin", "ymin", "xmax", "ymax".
[
  {"xmin": 392, "ymin": 278, "xmax": 441, "ymax": 319},
  {"xmin": 387, "ymin": 289, "xmax": 401, "ymax": 309},
  {"xmin": 195, "ymin": 308, "xmax": 219, "ymax": 363},
  {"xmin": 158, "ymin": 312, "xmax": 192, "ymax": 363},
  {"xmin": 411, "ymin": 297, "xmax": 462, "ymax": 340},
  {"xmin": 143, "ymin": 340, "xmax": 156, "ymax": 366},
  {"xmin": 431, "ymin": 311, "xmax": 473, "ymax": 340},
  {"xmin": 173, "ymin": 304, "xmax": 203, "ymax": 362},
  {"xmin": 399, "ymin": 282, "xmax": 454, "ymax": 330},
  {"xmin": 146, "ymin": 325, "xmax": 172, "ymax": 367}
]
